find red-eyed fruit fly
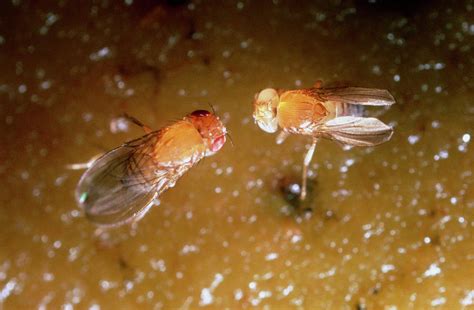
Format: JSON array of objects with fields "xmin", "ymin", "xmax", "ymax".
[{"xmin": 74, "ymin": 110, "xmax": 227, "ymax": 226}]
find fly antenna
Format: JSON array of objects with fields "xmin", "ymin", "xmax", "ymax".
[
  {"xmin": 207, "ymin": 102, "xmax": 217, "ymax": 114},
  {"xmin": 226, "ymin": 131, "xmax": 234, "ymax": 147}
]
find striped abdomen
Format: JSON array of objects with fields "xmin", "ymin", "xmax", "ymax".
[{"xmin": 336, "ymin": 102, "xmax": 364, "ymax": 117}]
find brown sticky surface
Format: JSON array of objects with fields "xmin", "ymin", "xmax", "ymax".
[{"xmin": 1, "ymin": 0, "xmax": 473, "ymax": 308}]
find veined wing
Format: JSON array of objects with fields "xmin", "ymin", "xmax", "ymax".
[
  {"xmin": 75, "ymin": 133, "xmax": 186, "ymax": 226},
  {"xmin": 318, "ymin": 116, "xmax": 393, "ymax": 146},
  {"xmin": 311, "ymin": 87, "xmax": 396, "ymax": 106}
]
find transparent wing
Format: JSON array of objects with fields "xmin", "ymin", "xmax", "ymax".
[
  {"xmin": 75, "ymin": 135, "xmax": 177, "ymax": 226},
  {"xmin": 319, "ymin": 116, "xmax": 393, "ymax": 146},
  {"xmin": 313, "ymin": 87, "xmax": 395, "ymax": 106}
]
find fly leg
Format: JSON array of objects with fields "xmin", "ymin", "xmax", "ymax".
[
  {"xmin": 122, "ymin": 113, "xmax": 153, "ymax": 134},
  {"xmin": 276, "ymin": 131, "xmax": 290, "ymax": 145},
  {"xmin": 66, "ymin": 153, "xmax": 103, "ymax": 170},
  {"xmin": 301, "ymin": 137, "xmax": 318, "ymax": 201},
  {"xmin": 68, "ymin": 114, "xmax": 151, "ymax": 170}
]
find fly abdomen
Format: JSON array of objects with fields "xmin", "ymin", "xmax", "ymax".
[{"xmin": 337, "ymin": 103, "xmax": 364, "ymax": 117}]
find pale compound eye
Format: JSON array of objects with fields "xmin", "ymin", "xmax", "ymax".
[
  {"xmin": 256, "ymin": 118, "xmax": 278, "ymax": 133},
  {"xmin": 257, "ymin": 88, "xmax": 278, "ymax": 102}
]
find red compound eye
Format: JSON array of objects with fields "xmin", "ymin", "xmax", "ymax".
[
  {"xmin": 211, "ymin": 135, "xmax": 226, "ymax": 152},
  {"xmin": 191, "ymin": 110, "xmax": 211, "ymax": 117}
]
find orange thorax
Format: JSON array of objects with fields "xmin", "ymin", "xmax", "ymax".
[
  {"xmin": 150, "ymin": 121, "xmax": 206, "ymax": 165},
  {"xmin": 277, "ymin": 91, "xmax": 329, "ymax": 133}
]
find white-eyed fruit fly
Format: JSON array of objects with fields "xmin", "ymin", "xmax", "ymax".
[
  {"xmin": 74, "ymin": 110, "xmax": 226, "ymax": 226},
  {"xmin": 253, "ymin": 83, "xmax": 395, "ymax": 200}
]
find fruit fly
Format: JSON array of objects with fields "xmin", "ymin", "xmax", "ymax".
[
  {"xmin": 74, "ymin": 110, "xmax": 226, "ymax": 226},
  {"xmin": 253, "ymin": 84, "xmax": 395, "ymax": 200}
]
